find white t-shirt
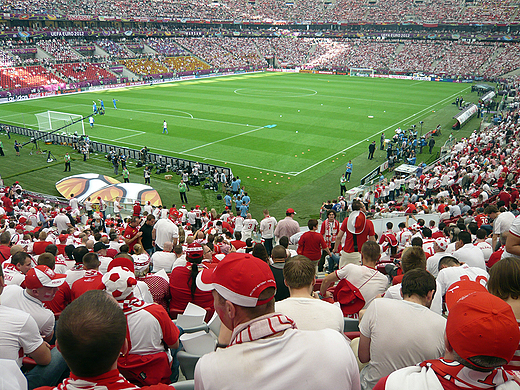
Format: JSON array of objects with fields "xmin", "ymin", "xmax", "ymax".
[
  {"xmin": 2, "ymin": 263, "xmax": 25, "ymax": 286},
  {"xmin": 54, "ymin": 214, "xmax": 70, "ymax": 233},
  {"xmin": 359, "ymin": 299, "xmax": 446, "ymax": 390},
  {"xmin": 275, "ymin": 297, "xmax": 344, "ymax": 332},
  {"xmin": 98, "ymin": 255, "xmax": 114, "ymax": 275},
  {"xmin": 425, "ymin": 252, "xmax": 446, "ymax": 278},
  {"xmin": 474, "ymin": 241, "xmax": 493, "ymax": 261},
  {"xmin": 336, "ymin": 264, "xmax": 389, "ymax": 310},
  {"xmin": 126, "ymin": 306, "xmax": 172, "ymax": 359},
  {"xmin": 260, "ymin": 216, "xmax": 277, "ymax": 239},
  {"xmin": 494, "ymin": 211, "xmax": 515, "ymax": 235},
  {"xmin": 69, "ymin": 197, "xmax": 79, "ymax": 211},
  {"xmin": 242, "ymin": 218, "xmax": 258, "ymax": 235},
  {"xmin": 151, "ymin": 251, "xmax": 176, "ymax": 273},
  {"xmin": 452, "ymin": 243, "xmax": 486, "ymax": 270},
  {"xmin": 503, "ymin": 215, "xmax": 520, "ymax": 259},
  {"xmin": 194, "ymin": 327, "xmax": 360, "ymax": 390},
  {"xmin": 431, "ymin": 264, "xmax": 489, "ymax": 315},
  {"xmin": 153, "ymin": 219, "xmax": 179, "ymax": 249},
  {"xmin": 0, "ymin": 305, "xmax": 43, "ymax": 367},
  {"xmin": 1, "ymin": 286, "xmax": 55, "ymax": 339}
]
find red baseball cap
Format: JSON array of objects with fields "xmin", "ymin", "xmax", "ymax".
[
  {"xmin": 185, "ymin": 243, "xmax": 203, "ymax": 261},
  {"xmin": 25, "ymin": 265, "xmax": 66, "ymax": 289},
  {"xmin": 286, "ymin": 208, "xmax": 296, "ymax": 214},
  {"xmin": 196, "ymin": 253, "xmax": 276, "ymax": 307},
  {"xmin": 15, "ymin": 224, "xmax": 24, "ymax": 231},
  {"xmin": 446, "ymin": 286, "xmax": 520, "ymax": 367},
  {"xmin": 333, "ymin": 278, "xmax": 365, "ymax": 316}
]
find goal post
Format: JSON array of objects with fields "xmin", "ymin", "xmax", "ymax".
[
  {"xmin": 349, "ymin": 68, "xmax": 375, "ymax": 77},
  {"xmin": 35, "ymin": 111, "xmax": 85, "ymax": 135}
]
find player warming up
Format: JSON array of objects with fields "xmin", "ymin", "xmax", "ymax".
[{"xmin": 163, "ymin": 120, "xmax": 168, "ymax": 135}]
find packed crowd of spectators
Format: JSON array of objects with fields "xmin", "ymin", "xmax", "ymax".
[
  {"xmin": 433, "ymin": 41, "xmax": 497, "ymax": 77},
  {"xmin": 37, "ymin": 39, "xmax": 83, "ymax": 63},
  {"xmin": 2, "ymin": 0, "xmax": 519, "ymax": 23},
  {"xmin": 390, "ymin": 41, "xmax": 445, "ymax": 73},
  {"xmin": 485, "ymin": 42, "xmax": 520, "ymax": 78},
  {"xmin": 174, "ymin": 37, "xmax": 245, "ymax": 69},
  {"xmin": 95, "ymin": 39, "xmax": 133, "ymax": 59},
  {"xmin": 256, "ymin": 37, "xmax": 315, "ymax": 66},
  {"xmin": 146, "ymin": 38, "xmax": 189, "ymax": 56}
]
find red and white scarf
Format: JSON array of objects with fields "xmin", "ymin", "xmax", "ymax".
[
  {"xmin": 229, "ymin": 313, "xmax": 297, "ymax": 346},
  {"xmin": 53, "ymin": 369, "xmax": 139, "ymax": 390},
  {"xmin": 421, "ymin": 359, "xmax": 515, "ymax": 389}
]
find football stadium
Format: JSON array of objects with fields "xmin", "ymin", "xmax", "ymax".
[{"xmin": 0, "ymin": 2, "xmax": 519, "ymax": 389}]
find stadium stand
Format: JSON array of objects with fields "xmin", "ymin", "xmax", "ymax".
[
  {"xmin": 162, "ymin": 56, "xmax": 211, "ymax": 72},
  {"xmin": 0, "ymin": 65, "xmax": 64, "ymax": 90},
  {"xmin": 118, "ymin": 58, "xmax": 170, "ymax": 75},
  {"xmin": 37, "ymin": 39, "xmax": 83, "ymax": 62},
  {"xmin": 51, "ymin": 63, "xmax": 116, "ymax": 83}
]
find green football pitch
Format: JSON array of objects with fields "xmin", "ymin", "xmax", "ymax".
[{"xmin": 0, "ymin": 72, "xmax": 479, "ymax": 220}]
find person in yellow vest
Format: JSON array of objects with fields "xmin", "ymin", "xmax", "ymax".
[{"xmin": 64, "ymin": 153, "xmax": 71, "ymax": 172}]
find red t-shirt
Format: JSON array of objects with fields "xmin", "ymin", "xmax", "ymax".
[
  {"xmin": 169, "ymin": 265, "xmax": 214, "ymax": 314},
  {"xmin": 32, "ymin": 241, "xmax": 51, "ymax": 255},
  {"xmin": 405, "ymin": 203, "xmax": 416, "ymax": 214},
  {"xmin": 474, "ymin": 214, "xmax": 489, "ymax": 228},
  {"xmin": 339, "ymin": 217, "xmax": 375, "ymax": 253},
  {"xmin": 487, "ymin": 247, "xmax": 504, "ymax": 269},
  {"xmin": 297, "ymin": 231, "xmax": 327, "ymax": 261},
  {"xmin": 124, "ymin": 225, "xmax": 140, "ymax": 252},
  {"xmin": 0, "ymin": 245, "xmax": 11, "ymax": 263},
  {"xmin": 71, "ymin": 270, "xmax": 103, "ymax": 301}
]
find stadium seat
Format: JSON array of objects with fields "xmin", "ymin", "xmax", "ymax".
[
  {"xmin": 172, "ymin": 380, "xmax": 195, "ymax": 390},
  {"xmin": 177, "ymin": 351, "xmax": 201, "ymax": 380}
]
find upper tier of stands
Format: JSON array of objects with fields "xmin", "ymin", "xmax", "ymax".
[{"xmin": 1, "ymin": 0, "xmax": 519, "ymax": 24}]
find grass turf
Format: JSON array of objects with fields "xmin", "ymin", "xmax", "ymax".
[{"xmin": 0, "ymin": 72, "xmax": 482, "ymax": 221}]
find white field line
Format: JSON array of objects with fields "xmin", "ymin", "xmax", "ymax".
[
  {"xmin": 94, "ymin": 124, "xmax": 145, "ymax": 134},
  {"xmin": 113, "ymin": 132, "xmax": 146, "ymax": 141},
  {"xmin": 291, "ymin": 86, "xmax": 472, "ymax": 176}
]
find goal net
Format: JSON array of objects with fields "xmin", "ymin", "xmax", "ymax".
[
  {"xmin": 35, "ymin": 111, "xmax": 85, "ymax": 135},
  {"xmin": 349, "ymin": 68, "xmax": 375, "ymax": 77}
]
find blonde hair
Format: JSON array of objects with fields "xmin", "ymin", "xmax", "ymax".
[{"xmin": 133, "ymin": 244, "xmax": 144, "ymax": 255}]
